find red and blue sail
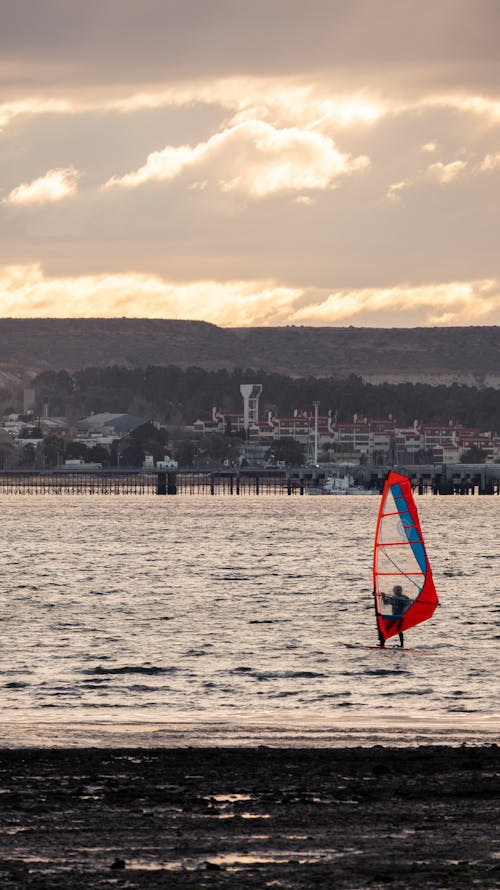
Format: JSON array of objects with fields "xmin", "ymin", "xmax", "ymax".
[{"xmin": 373, "ymin": 471, "xmax": 438, "ymax": 642}]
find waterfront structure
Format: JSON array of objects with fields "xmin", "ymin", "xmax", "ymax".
[
  {"xmin": 0, "ymin": 464, "xmax": 499, "ymax": 496},
  {"xmin": 194, "ymin": 401, "xmax": 500, "ymax": 465}
]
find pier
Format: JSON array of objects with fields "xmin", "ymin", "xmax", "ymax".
[{"xmin": 0, "ymin": 464, "xmax": 499, "ymax": 495}]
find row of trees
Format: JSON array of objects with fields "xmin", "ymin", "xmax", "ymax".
[{"xmin": 20, "ymin": 365, "xmax": 500, "ymax": 430}]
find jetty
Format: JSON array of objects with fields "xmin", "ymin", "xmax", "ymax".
[{"xmin": 0, "ymin": 464, "xmax": 499, "ymax": 495}]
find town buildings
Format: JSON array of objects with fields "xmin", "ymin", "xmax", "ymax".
[
  {"xmin": 0, "ymin": 384, "xmax": 499, "ymax": 467},
  {"xmin": 193, "ymin": 385, "xmax": 500, "ymax": 465}
]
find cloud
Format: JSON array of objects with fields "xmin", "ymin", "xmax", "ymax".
[
  {"xmin": 1, "ymin": 0, "xmax": 499, "ymax": 101},
  {"xmin": 3, "ymin": 83, "xmax": 500, "ymax": 135},
  {"xmin": 386, "ymin": 158, "xmax": 468, "ymax": 200},
  {"xmin": 0, "ymin": 264, "xmax": 301, "ymax": 326},
  {"xmin": 0, "ymin": 98, "xmax": 73, "ymax": 130},
  {"xmin": 435, "ymin": 95, "xmax": 500, "ymax": 121},
  {"xmin": 4, "ymin": 167, "xmax": 80, "ymax": 205},
  {"xmin": 1, "ymin": 265, "xmax": 499, "ymax": 327},
  {"xmin": 0, "ymin": 6, "xmax": 499, "ymax": 329},
  {"xmin": 426, "ymin": 160, "xmax": 467, "ymax": 183},
  {"xmin": 293, "ymin": 280, "xmax": 500, "ymax": 325},
  {"xmin": 105, "ymin": 119, "xmax": 369, "ymax": 197},
  {"xmin": 386, "ymin": 180, "xmax": 409, "ymax": 203},
  {"xmin": 480, "ymin": 152, "xmax": 500, "ymax": 171},
  {"xmin": 0, "ymin": 81, "xmax": 388, "ymax": 141}
]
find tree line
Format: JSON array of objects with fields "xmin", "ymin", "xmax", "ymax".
[{"xmin": 26, "ymin": 365, "xmax": 499, "ymax": 431}]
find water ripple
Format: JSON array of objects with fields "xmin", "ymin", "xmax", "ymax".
[{"xmin": 0, "ymin": 494, "xmax": 498, "ymax": 728}]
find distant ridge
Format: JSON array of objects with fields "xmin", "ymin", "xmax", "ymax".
[{"xmin": 0, "ymin": 318, "xmax": 499, "ymax": 388}]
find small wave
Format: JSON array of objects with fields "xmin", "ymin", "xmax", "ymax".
[
  {"xmin": 129, "ymin": 684, "xmax": 161, "ymax": 692},
  {"xmin": 363, "ymin": 669, "xmax": 411, "ymax": 677},
  {"xmin": 448, "ymin": 707, "xmax": 480, "ymax": 713},
  {"xmin": 80, "ymin": 681, "xmax": 110, "ymax": 688},
  {"xmin": 80, "ymin": 665, "xmax": 178, "ymax": 676},
  {"xmin": 214, "ymin": 575, "xmax": 252, "ymax": 581},
  {"xmin": 418, "ymin": 644, "xmax": 451, "ymax": 650},
  {"xmin": 58, "ymin": 702, "xmax": 157, "ymax": 710},
  {"xmin": 252, "ymin": 670, "xmax": 327, "ymax": 680},
  {"xmin": 0, "ymin": 669, "xmax": 33, "ymax": 676},
  {"xmin": 3, "ymin": 681, "xmax": 29, "ymax": 689},
  {"xmin": 248, "ymin": 619, "xmax": 286, "ymax": 625}
]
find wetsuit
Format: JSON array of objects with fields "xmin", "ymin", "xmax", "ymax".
[{"xmin": 380, "ymin": 591, "xmax": 410, "ymax": 647}]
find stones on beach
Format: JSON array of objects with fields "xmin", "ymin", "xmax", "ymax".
[{"xmin": 0, "ymin": 747, "xmax": 498, "ymax": 888}]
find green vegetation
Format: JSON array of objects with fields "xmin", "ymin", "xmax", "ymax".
[
  {"xmin": 266, "ymin": 437, "xmax": 306, "ymax": 467},
  {"xmin": 460, "ymin": 446, "xmax": 489, "ymax": 463},
  {"xmin": 31, "ymin": 365, "xmax": 500, "ymax": 430}
]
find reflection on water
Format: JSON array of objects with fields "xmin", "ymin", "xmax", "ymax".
[{"xmin": 0, "ymin": 495, "xmax": 498, "ymax": 739}]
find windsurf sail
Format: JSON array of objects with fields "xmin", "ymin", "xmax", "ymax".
[{"xmin": 373, "ymin": 471, "xmax": 438, "ymax": 643}]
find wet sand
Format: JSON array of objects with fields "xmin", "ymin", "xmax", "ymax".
[{"xmin": 0, "ymin": 745, "xmax": 498, "ymax": 888}]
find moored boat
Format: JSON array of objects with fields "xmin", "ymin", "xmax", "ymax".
[{"xmin": 308, "ymin": 473, "xmax": 376, "ymax": 495}]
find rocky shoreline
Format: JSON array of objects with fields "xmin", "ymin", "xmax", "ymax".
[{"xmin": 0, "ymin": 745, "xmax": 498, "ymax": 888}]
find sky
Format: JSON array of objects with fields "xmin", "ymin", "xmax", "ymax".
[{"xmin": 1, "ymin": 0, "xmax": 500, "ymax": 327}]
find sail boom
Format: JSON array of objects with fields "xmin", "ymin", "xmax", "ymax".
[
  {"xmin": 376, "ymin": 540, "xmax": 422, "ymax": 547},
  {"xmin": 376, "ymin": 571, "xmax": 424, "ymax": 576}
]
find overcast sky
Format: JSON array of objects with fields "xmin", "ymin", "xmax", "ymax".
[{"xmin": 1, "ymin": 0, "xmax": 500, "ymax": 326}]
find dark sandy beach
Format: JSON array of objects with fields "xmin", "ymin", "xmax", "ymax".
[{"xmin": 0, "ymin": 745, "xmax": 498, "ymax": 889}]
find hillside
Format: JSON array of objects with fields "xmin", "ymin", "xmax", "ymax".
[{"xmin": 0, "ymin": 319, "xmax": 499, "ymax": 388}]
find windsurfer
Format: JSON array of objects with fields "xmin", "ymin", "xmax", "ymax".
[
  {"xmin": 373, "ymin": 472, "xmax": 439, "ymax": 650},
  {"xmin": 382, "ymin": 584, "xmax": 411, "ymax": 616},
  {"xmin": 380, "ymin": 585, "xmax": 411, "ymax": 647}
]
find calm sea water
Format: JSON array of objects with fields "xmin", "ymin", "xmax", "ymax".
[{"xmin": 0, "ymin": 494, "xmax": 498, "ymax": 746}]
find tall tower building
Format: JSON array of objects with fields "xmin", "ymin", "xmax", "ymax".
[{"xmin": 240, "ymin": 384, "xmax": 262, "ymax": 430}]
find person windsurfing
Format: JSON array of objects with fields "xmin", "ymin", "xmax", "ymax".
[
  {"xmin": 373, "ymin": 471, "xmax": 439, "ymax": 649},
  {"xmin": 376, "ymin": 584, "xmax": 411, "ymax": 647}
]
